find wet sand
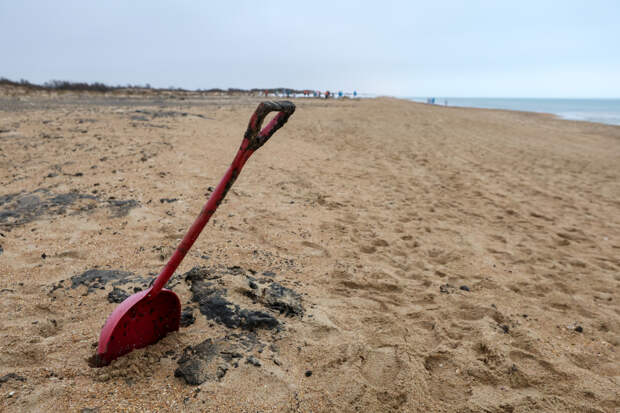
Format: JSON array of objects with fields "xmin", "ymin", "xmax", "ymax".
[{"xmin": 0, "ymin": 90, "xmax": 619, "ymax": 412}]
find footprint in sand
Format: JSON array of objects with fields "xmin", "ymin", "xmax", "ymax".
[
  {"xmin": 360, "ymin": 245, "xmax": 376, "ymax": 254},
  {"xmin": 372, "ymin": 238, "xmax": 389, "ymax": 247},
  {"xmin": 358, "ymin": 238, "xmax": 390, "ymax": 254},
  {"xmin": 508, "ymin": 350, "xmax": 570, "ymax": 384},
  {"xmin": 423, "ymin": 351, "xmax": 469, "ymax": 403},
  {"xmin": 359, "ymin": 347, "xmax": 410, "ymax": 409},
  {"xmin": 300, "ymin": 241, "xmax": 329, "ymax": 257},
  {"xmin": 37, "ymin": 318, "xmax": 62, "ymax": 338}
]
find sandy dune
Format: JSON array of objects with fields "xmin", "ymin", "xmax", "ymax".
[{"xmin": 0, "ymin": 92, "xmax": 618, "ymax": 412}]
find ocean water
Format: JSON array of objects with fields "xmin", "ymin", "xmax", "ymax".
[{"xmin": 405, "ymin": 97, "xmax": 620, "ymax": 126}]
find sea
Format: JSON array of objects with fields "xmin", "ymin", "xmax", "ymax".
[{"xmin": 405, "ymin": 97, "xmax": 620, "ymax": 126}]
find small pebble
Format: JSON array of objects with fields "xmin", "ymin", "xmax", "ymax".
[
  {"xmin": 459, "ymin": 285, "xmax": 470, "ymax": 292},
  {"xmin": 305, "ymin": 370, "xmax": 312, "ymax": 377},
  {"xmin": 180, "ymin": 308, "xmax": 196, "ymax": 327},
  {"xmin": 575, "ymin": 326, "xmax": 583, "ymax": 333},
  {"xmin": 246, "ymin": 356, "xmax": 261, "ymax": 367}
]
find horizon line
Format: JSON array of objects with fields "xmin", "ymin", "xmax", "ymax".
[{"xmin": 2, "ymin": 77, "xmax": 619, "ymax": 100}]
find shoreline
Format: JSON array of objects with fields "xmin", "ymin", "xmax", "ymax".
[{"xmin": 402, "ymin": 96, "xmax": 620, "ymax": 127}]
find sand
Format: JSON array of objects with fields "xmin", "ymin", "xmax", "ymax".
[{"xmin": 0, "ymin": 90, "xmax": 618, "ymax": 412}]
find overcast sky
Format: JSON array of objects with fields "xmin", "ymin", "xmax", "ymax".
[{"xmin": 1, "ymin": 1, "xmax": 618, "ymax": 97}]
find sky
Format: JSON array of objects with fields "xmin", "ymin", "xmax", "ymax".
[{"xmin": 1, "ymin": 1, "xmax": 619, "ymax": 98}]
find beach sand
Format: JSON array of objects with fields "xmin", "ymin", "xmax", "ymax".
[{"xmin": 0, "ymin": 91, "xmax": 618, "ymax": 412}]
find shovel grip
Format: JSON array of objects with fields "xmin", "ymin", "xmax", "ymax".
[{"xmin": 243, "ymin": 101, "xmax": 295, "ymax": 151}]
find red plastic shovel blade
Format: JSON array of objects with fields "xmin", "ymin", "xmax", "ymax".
[{"xmin": 94, "ymin": 288, "xmax": 181, "ymax": 366}]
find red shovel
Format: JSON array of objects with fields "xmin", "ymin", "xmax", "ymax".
[{"xmin": 94, "ymin": 101, "xmax": 295, "ymax": 366}]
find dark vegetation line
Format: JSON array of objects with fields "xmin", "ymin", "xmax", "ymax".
[{"xmin": 0, "ymin": 77, "xmax": 307, "ymax": 95}]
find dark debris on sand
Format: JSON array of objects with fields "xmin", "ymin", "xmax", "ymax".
[
  {"xmin": 0, "ymin": 188, "xmax": 139, "ymax": 228},
  {"xmin": 68, "ymin": 268, "xmax": 160, "ymax": 302},
  {"xmin": 107, "ymin": 287, "xmax": 130, "ymax": 303},
  {"xmin": 174, "ymin": 265, "xmax": 305, "ymax": 384},
  {"xmin": 245, "ymin": 279, "xmax": 304, "ymax": 317},
  {"xmin": 180, "ymin": 308, "xmax": 196, "ymax": 327},
  {"xmin": 106, "ymin": 199, "xmax": 139, "ymax": 217},
  {"xmin": 440, "ymin": 283, "xmax": 459, "ymax": 294},
  {"xmin": 189, "ymin": 280, "xmax": 280, "ymax": 330},
  {"xmin": 175, "ymin": 333, "xmax": 263, "ymax": 385},
  {"xmin": 70, "ymin": 269, "xmax": 135, "ymax": 293},
  {"xmin": 0, "ymin": 373, "xmax": 26, "ymax": 387},
  {"xmin": 133, "ymin": 109, "xmax": 211, "ymax": 120},
  {"xmin": 61, "ymin": 264, "xmax": 303, "ymax": 385}
]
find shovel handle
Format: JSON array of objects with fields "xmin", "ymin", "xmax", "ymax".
[
  {"xmin": 149, "ymin": 101, "xmax": 295, "ymax": 297},
  {"xmin": 242, "ymin": 101, "xmax": 296, "ymax": 151}
]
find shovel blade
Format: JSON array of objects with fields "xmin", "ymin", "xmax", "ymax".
[{"xmin": 94, "ymin": 288, "xmax": 180, "ymax": 366}]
